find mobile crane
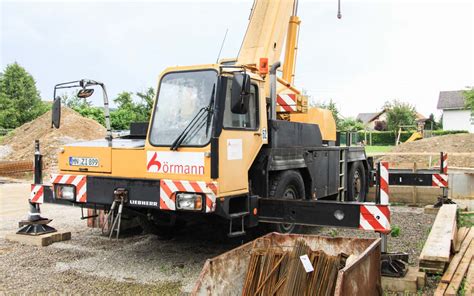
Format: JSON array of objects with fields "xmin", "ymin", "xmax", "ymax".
[{"xmin": 31, "ymin": 0, "xmax": 383, "ymax": 238}]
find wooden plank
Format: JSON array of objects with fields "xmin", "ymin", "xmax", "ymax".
[
  {"xmin": 434, "ymin": 282, "xmax": 448, "ymax": 296},
  {"xmin": 419, "ymin": 204, "xmax": 457, "ymax": 263},
  {"xmin": 444, "ymin": 240, "xmax": 473, "ymax": 296},
  {"xmin": 441, "ymin": 229, "xmax": 472, "ymax": 283},
  {"xmin": 464, "ymin": 259, "xmax": 474, "ymax": 296},
  {"xmin": 455, "ymin": 227, "xmax": 469, "ymax": 253}
]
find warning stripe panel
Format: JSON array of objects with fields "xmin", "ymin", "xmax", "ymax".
[
  {"xmin": 359, "ymin": 205, "xmax": 391, "ymax": 233},
  {"xmin": 276, "ymin": 94, "xmax": 297, "ymax": 113},
  {"xmin": 442, "ymin": 153, "xmax": 448, "ymax": 174},
  {"xmin": 51, "ymin": 174, "xmax": 87, "ymax": 203},
  {"xmin": 30, "ymin": 184, "xmax": 44, "ymax": 204},
  {"xmin": 160, "ymin": 179, "xmax": 218, "ymax": 213},
  {"xmin": 379, "ymin": 162, "xmax": 389, "ymax": 205},
  {"xmin": 276, "ymin": 94, "xmax": 297, "ymax": 106},
  {"xmin": 432, "ymin": 174, "xmax": 448, "ymax": 187}
]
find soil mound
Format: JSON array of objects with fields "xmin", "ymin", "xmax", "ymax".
[
  {"xmin": 0, "ymin": 107, "xmax": 106, "ymax": 173},
  {"xmin": 378, "ymin": 133, "xmax": 474, "ymax": 168}
]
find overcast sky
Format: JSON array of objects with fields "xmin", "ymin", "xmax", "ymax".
[{"xmin": 1, "ymin": 0, "xmax": 473, "ymax": 118}]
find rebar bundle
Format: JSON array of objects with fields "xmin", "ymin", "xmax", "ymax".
[{"xmin": 242, "ymin": 239, "xmax": 348, "ymax": 296}]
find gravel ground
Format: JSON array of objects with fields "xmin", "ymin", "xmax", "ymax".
[{"xmin": 0, "ymin": 199, "xmax": 438, "ymax": 295}]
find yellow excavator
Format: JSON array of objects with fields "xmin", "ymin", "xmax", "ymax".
[{"xmin": 34, "ymin": 0, "xmax": 374, "ymax": 237}]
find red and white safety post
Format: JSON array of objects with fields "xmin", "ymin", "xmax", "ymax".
[{"xmin": 377, "ymin": 161, "xmax": 390, "ymax": 253}]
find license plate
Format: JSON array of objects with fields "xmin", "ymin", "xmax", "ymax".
[{"xmin": 69, "ymin": 157, "xmax": 99, "ymax": 167}]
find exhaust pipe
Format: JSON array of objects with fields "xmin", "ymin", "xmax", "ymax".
[{"xmin": 269, "ymin": 61, "xmax": 281, "ymax": 120}]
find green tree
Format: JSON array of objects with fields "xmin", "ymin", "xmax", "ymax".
[
  {"xmin": 0, "ymin": 62, "xmax": 48, "ymax": 128},
  {"xmin": 110, "ymin": 89, "xmax": 155, "ymax": 130},
  {"xmin": 383, "ymin": 100, "xmax": 416, "ymax": 132},
  {"xmin": 136, "ymin": 87, "xmax": 155, "ymax": 119},
  {"xmin": 427, "ymin": 113, "xmax": 442, "ymax": 130},
  {"xmin": 338, "ymin": 117, "xmax": 365, "ymax": 131},
  {"xmin": 463, "ymin": 88, "xmax": 474, "ymax": 111},
  {"xmin": 59, "ymin": 87, "xmax": 155, "ymax": 130},
  {"xmin": 62, "ymin": 93, "xmax": 105, "ymax": 125}
]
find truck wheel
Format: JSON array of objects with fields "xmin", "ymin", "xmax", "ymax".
[
  {"xmin": 347, "ymin": 161, "xmax": 367, "ymax": 202},
  {"xmin": 267, "ymin": 170, "xmax": 305, "ymax": 234}
]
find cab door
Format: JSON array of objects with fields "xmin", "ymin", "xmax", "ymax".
[{"xmin": 217, "ymin": 79, "xmax": 267, "ymax": 196}]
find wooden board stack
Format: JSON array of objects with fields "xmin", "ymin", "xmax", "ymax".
[
  {"xmin": 434, "ymin": 227, "xmax": 473, "ymax": 296},
  {"xmin": 419, "ymin": 204, "xmax": 458, "ymax": 274}
]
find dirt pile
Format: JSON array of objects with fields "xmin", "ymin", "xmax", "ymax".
[
  {"xmin": 0, "ymin": 107, "xmax": 106, "ymax": 173},
  {"xmin": 377, "ymin": 133, "xmax": 474, "ymax": 168}
]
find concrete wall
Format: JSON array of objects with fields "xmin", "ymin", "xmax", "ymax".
[{"xmin": 442, "ymin": 109, "xmax": 474, "ymax": 133}]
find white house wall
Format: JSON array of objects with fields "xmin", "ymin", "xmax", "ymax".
[{"xmin": 442, "ymin": 109, "xmax": 474, "ymax": 133}]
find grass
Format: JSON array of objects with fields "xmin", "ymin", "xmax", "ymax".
[
  {"xmin": 458, "ymin": 211, "xmax": 474, "ymax": 228},
  {"xmin": 364, "ymin": 145, "xmax": 394, "ymax": 154}
]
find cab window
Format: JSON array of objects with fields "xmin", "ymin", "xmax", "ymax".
[{"xmin": 223, "ymin": 79, "xmax": 258, "ymax": 130}]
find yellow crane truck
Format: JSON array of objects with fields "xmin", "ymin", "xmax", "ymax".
[{"xmin": 31, "ymin": 0, "xmax": 384, "ymax": 238}]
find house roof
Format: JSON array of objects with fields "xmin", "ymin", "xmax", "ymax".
[
  {"xmin": 356, "ymin": 113, "xmax": 378, "ymax": 124},
  {"xmin": 356, "ymin": 109, "xmax": 427, "ymax": 124},
  {"xmin": 437, "ymin": 90, "xmax": 466, "ymax": 110},
  {"xmin": 415, "ymin": 112, "xmax": 427, "ymax": 121},
  {"xmin": 356, "ymin": 110, "xmax": 385, "ymax": 124}
]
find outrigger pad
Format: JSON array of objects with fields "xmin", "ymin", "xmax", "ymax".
[
  {"xmin": 381, "ymin": 252, "xmax": 409, "ymax": 278},
  {"xmin": 17, "ymin": 223, "xmax": 57, "ymax": 236}
]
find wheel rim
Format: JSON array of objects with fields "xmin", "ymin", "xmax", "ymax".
[
  {"xmin": 352, "ymin": 169, "xmax": 362, "ymax": 201},
  {"xmin": 280, "ymin": 186, "xmax": 297, "ymax": 232}
]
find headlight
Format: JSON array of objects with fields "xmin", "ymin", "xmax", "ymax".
[
  {"xmin": 54, "ymin": 184, "xmax": 76, "ymax": 201},
  {"xmin": 176, "ymin": 193, "xmax": 203, "ymax": 211}
]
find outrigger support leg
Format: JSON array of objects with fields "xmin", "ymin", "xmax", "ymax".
[
  {"xmin": 17, "ymin": 140, "xmax": 57, "ymax": 236},
  {"xmin": 376, "ymin": 161, "xmax": 408, "ymax": 277}
]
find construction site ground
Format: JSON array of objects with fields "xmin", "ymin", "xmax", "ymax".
[{"xmin": 0, "ymin": 180, "xmax": 443, "ymax": 295}]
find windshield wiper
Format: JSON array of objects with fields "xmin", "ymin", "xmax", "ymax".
[{"xmin": 170, "ymin": 84, "xmax": 216, "ymax": 150}]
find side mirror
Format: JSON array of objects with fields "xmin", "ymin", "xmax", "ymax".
[
  {"xmin": 52, "ymin": 96, "xmax": 61, "ymax": 128},
  {"xmin": 231, "ymin": 73, "xmax": 251, "ymax": 114},
  {"xmin": 77, "ymin": 88, "xmax": 94, "ymax": 98}
]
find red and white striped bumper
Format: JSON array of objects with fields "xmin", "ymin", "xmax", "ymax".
[
  {"xmin": 160, "ymin": 179, "xmax": 218, "ymax": 213},
  {"xmin": 51, "ymin": 174, "xmax": 87, "ymax": 203}
]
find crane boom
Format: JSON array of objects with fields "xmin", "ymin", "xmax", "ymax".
[{"xmin": 237, "ymin": 0, "xmax": 295, "ymax": 69}]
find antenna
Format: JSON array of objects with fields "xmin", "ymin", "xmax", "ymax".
[{"xmin": 216, "ymin": 28, "xmax": 229, "ymax": 64}]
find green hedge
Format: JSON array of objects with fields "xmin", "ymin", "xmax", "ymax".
[
  {"xmin": 355, "ymin": 130, "xmax": 468, "ymax": 146},
  {"xmin": 431, "ymin": 130, "xmax": 468, "ymax": 136}
]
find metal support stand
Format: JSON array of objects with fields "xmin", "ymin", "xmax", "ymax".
[
  {"xmin": 434, "ymin": 187, "xmax": 455, "ymax": 208},
  {"xmin": 376, "ymin": 161, "xmax": 409, "ymax": 277},
  {"xmin": 17, "ymin": 140, "xmax": 56, "ymax": 236},
  {"xmin": 434, "ymin": 152, "xmax": 454, "ymax": 208},
  {"xmin": 102, "ymin": 188, "xmax": 128, "ymax": 239}
]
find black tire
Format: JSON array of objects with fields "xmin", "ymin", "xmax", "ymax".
[
  {"xmin": 347, "ymin": 161, "xmax": 367, "ymax": 202},
  {"xmin": 266, "ymin": 170, "xmax": 305, "ymax": 234}
]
